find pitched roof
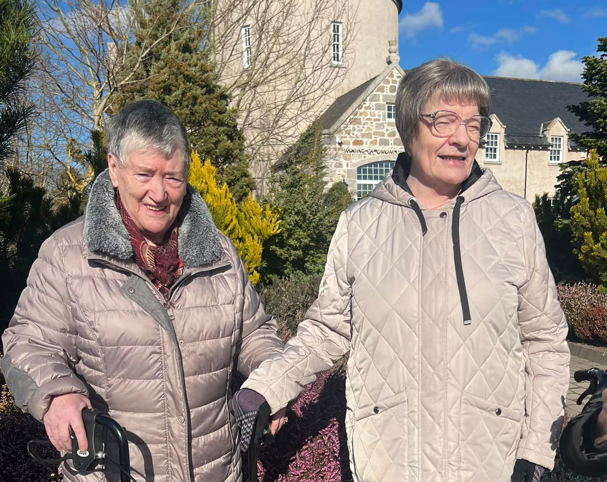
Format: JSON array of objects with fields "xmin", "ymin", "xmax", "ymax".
[
  {"xmin": 317, "ymin": 73, "xmax": 590, "ymax": 150},
  {"xmin": 484, "ymin": 76, "xmax": 589, "ymax": 148},
  {"xmin": 318, "ymin": 76, "xmax": 378, "ymax": 132}
]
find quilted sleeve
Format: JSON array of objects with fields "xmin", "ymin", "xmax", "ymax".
[
  {"xmin": 235, "ymin": 245, "xmax": 284, "ymax": 377},
  {"xmin": 515, "ymin": 204, "xmax": 570, "ymax": 470},
  {"xmin": 241, "ymin": 212, "xmax": 352, "ymax": 413},
  {"xmin": 1, "ymin": 234, "xmax": 88, "ymax": 422}
]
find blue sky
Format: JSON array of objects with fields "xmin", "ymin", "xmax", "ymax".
[{"xmin": 397, "ymin": 1, "xmax": 606, "ymax": 82}]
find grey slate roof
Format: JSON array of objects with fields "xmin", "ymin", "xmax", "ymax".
[
  {"xmin": 392, "ymin": 0, "xmax": 403, "ymax": 13},
  {"xmin": 318, "ymin": 76, "xmax": 378, "ymax": 132},
  {"xmin": 317, "ymin": 73, "xmax": 590, "ymax": 150},
  {"xmin": 484, "ymin": 76, "xmax": 589, "ymax": 148}
]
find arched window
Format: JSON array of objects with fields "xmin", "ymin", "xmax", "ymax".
[{"xmin": 356, "ymin": 161, "xmax": 395, "ymax": 199}]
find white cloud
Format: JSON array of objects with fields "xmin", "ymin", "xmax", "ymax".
[
  {"xmin": 494, "ymin": 53, "xmax": 540, "ymax": 79},
  {"xmin": 493, "ymin": 51, "xmax": 583, "ymax": 82},
  {"xmin": 468, "ymin": 26, "xmax": 534, "ymax": 49},
  {"xmin": 400, "ymin": 2, "xmax": 444, "ymax": 38},
  {"xmin": 584, "ymin": 7, "xmax": 606, "ymax": 18},
  {"xmin": 539, "ymin": 9, "xmax": 570, "ymax": 24},
  {"xmin": 450, "ymin": 26, "xmax": 464, "ymax": 34},
  {"xmin": 540, "ymin": 51, "xmax": 584, "ymax": 82}
]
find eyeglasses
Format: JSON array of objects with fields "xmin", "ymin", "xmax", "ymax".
[{"xmin": 419, "ymin": 110, "xmax": 492, "ymax": 140}]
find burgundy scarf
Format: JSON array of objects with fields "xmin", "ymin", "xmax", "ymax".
[{"xmin": 116, "ymin": 192, "xmax": 183, "ymax": 301}]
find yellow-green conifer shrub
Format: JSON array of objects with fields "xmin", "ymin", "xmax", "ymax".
[
  {"xmin": 570, "ymin": 150, "xmax": 607, "ymax": 286},
  {"xmin": 188, "ymin": 152, "xmax": 280, "ymax": 284}
]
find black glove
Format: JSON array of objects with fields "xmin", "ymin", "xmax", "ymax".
[{"xmin": 511, "ymin": 459, "xmax": 545, "ymax": 482}]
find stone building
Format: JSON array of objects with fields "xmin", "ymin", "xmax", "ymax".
[
  {"xmin": 218, "ymin": 0, "xmax": 588, "ymax": 201},
  {"xmin": 318, "ymin": 65, "xmax": 589, "ymax": 201},
  {"xmin": 215, "ymin": 0, "xmax": 403, "ymax": 192}
]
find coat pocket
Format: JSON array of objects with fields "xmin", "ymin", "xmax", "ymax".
[
  {"xmin": 350, "ymin": 392, "xmax": 408, "ymax": 482},
  {"xmin": 458, "ymin": 393, "xmax": 523, "ymax": 482}
]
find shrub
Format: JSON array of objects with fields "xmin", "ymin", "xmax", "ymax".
[
  {"xmin": 246, "ymin": 363, "xmax": 352, "ymax": 482},
  {"xmin": 0, "ymin": 374, "xmax": 62, "ymax": 482},
  {"xmin": 557, "ymin": 282, "xmax": 607, "ymax": 343},
  {"xmin": 260, "ymin": 276, "xmax": 321, "ymax": 341}
]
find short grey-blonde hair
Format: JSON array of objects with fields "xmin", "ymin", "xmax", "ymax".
[
  {"xmin": 106, "ymin": 100, "xmax": 190, "ymax": 166},
  {"xmin": 395, "ymin": 58, "xmax": 491, "ymax": 151}
]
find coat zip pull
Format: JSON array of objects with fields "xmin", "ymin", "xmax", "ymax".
[
  {"xmin": 408, "ymin": 198, "xmax": 428, "ymax": 236},
  {"xmin": 452, "ymin": 196, "xmax": 472, "ymax": 325}
]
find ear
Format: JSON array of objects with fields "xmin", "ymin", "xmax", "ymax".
[{"xmin": 107, "ymin": 153, "xmax": 120, "ymax": 188}]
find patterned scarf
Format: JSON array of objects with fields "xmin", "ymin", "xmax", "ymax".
[{"xmin": 116, "ymin": 192, "xmax": 183, "ymax": 301}]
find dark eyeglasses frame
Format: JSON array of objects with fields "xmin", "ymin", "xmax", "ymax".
[{"xmin": 419, "ymin": 110, "xmax": 493, "ymax": 140}]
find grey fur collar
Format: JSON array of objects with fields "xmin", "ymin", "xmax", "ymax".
[{"xmin": 83, "ymin": 169, "xmax": 223, "ymax": 268}]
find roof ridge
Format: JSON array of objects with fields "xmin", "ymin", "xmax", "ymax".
[{"xmin": 483, "ymin": 75, "xmax": 583, "ymax": 86}]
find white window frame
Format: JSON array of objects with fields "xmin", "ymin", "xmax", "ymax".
[
  {"xmin": 386, "ymin": 103, "xmax": 396, "ymax": 120},
  {"xmin": 241, "ymin": 25, "xmax": 252, "ymax": 69},
  {"xmin": 550, "ymin": 136, "xmax": 563, "ymax": 163},
  {"xmin": 356, "ymin": 161, "xmax": 395, "ymax": 199},
  {"xmin": 331, "ymin": 22, "xmax": 343, "ymax": 65},
  {"xmin": 484, "ymin": 133, "xmax": 500, "ymax": 163}
]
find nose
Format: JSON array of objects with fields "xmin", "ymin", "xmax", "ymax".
[
  {"xmin": 148, "ymin": 176, "xmax": 167, "ymax": 203},
  {"xmin": 449, "ymin": 122, "xmax": 470, "ymax": 148}
]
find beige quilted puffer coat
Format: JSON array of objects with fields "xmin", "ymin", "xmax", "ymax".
[
  {"xmin": 243, "ymin": 155, "xmax": 570, "ymax": 482},
  {"xmin": 1, "ymin": 170, "xmax": 284, "ymax": 482}
]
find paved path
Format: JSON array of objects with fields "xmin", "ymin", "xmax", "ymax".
[{"xmin": 567, "ymin": 353, "xmax": 602, "ymax": 417}]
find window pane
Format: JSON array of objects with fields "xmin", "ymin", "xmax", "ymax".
[
  {"xmin": 485, "ymin": 133, "xmax": 499, "ymax": 161},
  {"xmin": 356, "ymin": 161, "xmax": 396, "ymax": 199}
]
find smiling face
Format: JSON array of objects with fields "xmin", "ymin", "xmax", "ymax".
[
  {"xmin": 408, "ymin": 97, "xmax": 481, "ymax": 194},
  {"xmin": 108, "ymin": 148, "xmax": 188, "ymax": 245}
]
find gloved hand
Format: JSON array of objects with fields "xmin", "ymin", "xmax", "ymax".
[
  {"xmin": 229, "ymin": 389, "xmax": 267, "ymax": 452},
  {"xmin": 511, "ymin": 459, "xmax": 545, "ymax": 482}
]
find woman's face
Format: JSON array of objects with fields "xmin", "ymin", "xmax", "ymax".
[
  {"xmin": 408, "ymin": 97, "xmax": 481, "ymax": 192},
  {"xmin": 108, "ymin": 148, "xmax": 188, "ymax": 244}
]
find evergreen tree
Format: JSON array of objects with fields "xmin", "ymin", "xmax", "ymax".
[
  {"xmin": 188, "ymin": 152, "xmax": 280, "ymax": 284},
  {"xmin": 261, "ymin": 123, "xmax": 353, "ymax": 282},
  {"xmin": 114, "ymin": 0, "xmax": 254, "ymax": 201},
  {"xmin": 568, "ymin": 37, "xmax": 607, "ymax": 161},
  {"xmin": 533, "ymin": 160, "xmax": 586, "ymax": 283},
  {"xmin": 570, "ymin": 150, "xmax": 607, "ymax": 286},
  {"xmin": 0, "ymin": 0, "xmax": 35, "ymax": 162}
]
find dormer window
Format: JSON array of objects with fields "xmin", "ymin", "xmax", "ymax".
[
  {"xmin": 550, "ymin": 136, "xmax": 563, "ymax": 163},
  {"xmin": 331, "ymin": 22, "xmax": 343, "ymax": 65},
  {"xmin": 485, "ymin": 133, "xmax": 500, "ymax": 162}
]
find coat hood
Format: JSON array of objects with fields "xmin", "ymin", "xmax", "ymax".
[
  {"xmin": 370, "ymin": 152, "xmax": 503, "ymax": 208},
  {"xmin": 83, "ymin": 169, "xmax": 223, "ymax": 268}
]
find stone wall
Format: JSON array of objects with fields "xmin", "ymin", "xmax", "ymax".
[{"xmin": 324, "ymin": 68, "xmax": 404, "ymax": 196}]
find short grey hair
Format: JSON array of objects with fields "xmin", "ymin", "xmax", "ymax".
[
  {"xmin": 106, "ymin": 100, "xmax": 190, "ymax": 166},
  {"xmin": 395, "ymin": 58, "xmax": 491, "ymax": 151}
]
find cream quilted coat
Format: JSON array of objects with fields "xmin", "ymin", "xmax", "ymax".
[
  {"xmin": 243, "ymin": 155, "xmax": 570, "ymax": 482},
  {"xmin": 1, "ymin": 171, "xmax": 284, "ymax": 482}
]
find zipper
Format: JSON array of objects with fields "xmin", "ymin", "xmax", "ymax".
[{"xmin": 88, "ymin": 254, "xmax": 230, "ymax": 481}]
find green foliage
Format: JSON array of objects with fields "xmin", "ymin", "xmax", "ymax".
[
  {"xmin": 568, "ymin": 37, "xmax": 607, "ymax": 161},
  {"xmin": 188, "ymin": 152, "xmax": 280, "ymax": 285},
  {"xmin": 0, "ymin": 168, "xmax": 82, "ymax": 333},
  {"xmin": 570, "ymin": 150, "xmax": 607, "ymax": 286},
  {"xmin": 0, "ymin": 0, "xmax": 36, "ymax": 162},
  {"xmin": 114, "ymin": 0, "xmax": 253, "ymax": 201},
  {"xmin": 533, "ymin": 158, "xmax": 586, "ymax": 283},
  {"xmin": 261, "ymin": 123, "xmax": 353, "ymax": 282}
]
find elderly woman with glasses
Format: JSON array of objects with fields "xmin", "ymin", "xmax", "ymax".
[{"xmin": 232, "ymin": 59, "xmax": 569, "ymax": 482}]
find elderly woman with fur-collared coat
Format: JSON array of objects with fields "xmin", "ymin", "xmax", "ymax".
[{"xmin": 1, "ymin": 100, "xmax": 284, "ymax": 482}]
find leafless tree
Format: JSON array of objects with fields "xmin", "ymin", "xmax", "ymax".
[{"xmin": 209, "ymin": 0, "xmax": 357, "ymax": 181}]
